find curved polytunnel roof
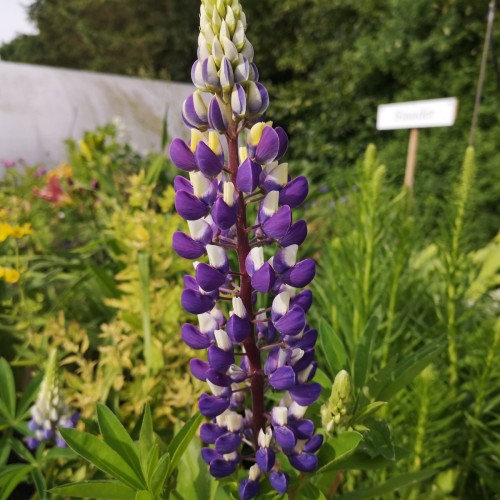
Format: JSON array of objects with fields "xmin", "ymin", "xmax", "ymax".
[{"xmin": 0, "ymin": 61, "xmax": 194, "ymax": 167}]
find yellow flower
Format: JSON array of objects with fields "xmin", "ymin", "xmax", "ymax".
[
  {"xmin": 0, "ymin": 223, "xmax": 13, "ymax": 242},
  {"xmin": 2, "ymin": 268, "xmax": 20, "ymax": 283},
  {"xmin": 11, "ymin": 222, "xmax": 34, "ymax": 238},
  {"xmin": 48, "ymin": 162, "xmax": 73, "ymax": 180},
  {"xmin": 0, "ymin": 209, "xmax": 7, "ymax": 219}
]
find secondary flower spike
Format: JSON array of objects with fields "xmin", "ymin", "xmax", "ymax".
[{"xmin": 169, "ymin": 0, "xmax": 321, "ymax": 496}]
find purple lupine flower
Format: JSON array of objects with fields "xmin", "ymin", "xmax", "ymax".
[
  {"xmin": 27, "ymin": 349, "xmax": 78, "ymax": 450},
  {"xmin": 170, "ymin": 0, "xmax": 322, "ymax": 496}
]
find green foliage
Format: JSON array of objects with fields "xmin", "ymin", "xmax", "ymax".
[
  {"xmin": 50, "ymin": 404, "xmax": 203, "ymax": 499},
  {"xmin": 311, "ymin": 144, "xmax": 500, "ymax": 497}
]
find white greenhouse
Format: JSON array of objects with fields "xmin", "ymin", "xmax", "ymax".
[{"xmin": 0, "ymin": 61, "xmax": 193, "ymax": 167}]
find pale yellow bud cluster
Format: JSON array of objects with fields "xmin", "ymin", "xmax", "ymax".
[{"xmin": 320, "ymin": 370, "xmax": 352, "ymax": 434}]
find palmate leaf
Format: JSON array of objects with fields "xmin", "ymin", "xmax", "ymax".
[
  {"xmin": 59, "ymin": 427, "xmax": 145, "ymax": 490},
  {"xmin": 0, "ymin": 464, "xmax": 32, "ymax": 500},
  {"xmin": 31, "ymin": 467, "xmax": 47, "ymax": 500},
  {"xmin": 50, "ymin": 480, "xmax": 136, "ymax": 499},
  {"xmin": 96, "ymin": 404, "xmax": 145, "ymax": 485}
]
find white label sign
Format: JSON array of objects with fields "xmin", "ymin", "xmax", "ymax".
[{"xmin": 376, "ymin": 97, "xmax": 458, "ymax": 130}]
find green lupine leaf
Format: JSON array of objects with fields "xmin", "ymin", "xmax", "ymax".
[
  {"xmin": 43, "ymin": 446, "xmax": 77, "ymax": 461},
  {"xmin": 135, "ymin": 491, "xmax": 154, "ymax": 500},
  {"xmin": 0, "ymin": 464, "xmax": 32, "ymax": 500},
  {"xmin": 146, "ymin": 155, "xmax": 165, "ymax": 186},
  {"xmin": 353, "ymin": 316, "xmax": 378, "ymax": 389},
  {"xmin": 96, "ymin": 404, "xmax": 145, "ymax": 486},
  {"xmin": 374, "ymin": 341, "xmax": 443, "ymax": 401},
  {"xmin": 0, "ymin": 359, "xmax": 15, "ymax": 419},
  {"xmin": 337, "ymin": 469, "xmax": 436, "ymax": 499},
  {"xmin": 365, "ymin": 419, "xmax": 395, "ymax": 461},
  {"xmin": 319, "ymin": 320, "xmax": 348, "ymax": 377},
  {"xmin": 317, "ymin": 431, "xmax": 363, "ymax": 474},
  {"xmin": 10, "ymin": 437, "xmax": 35, "ymax": 464},
  {"xmin": 50, "ymin": 480, "xmax": 136, "ymax": 499},
  {"xmin": 0, "ymin": 433, "xmax": 11, "ymax": 466},
  {"xmin": 16, "ymin": 373, "xmax": 43, "ymax": 420},
  {"xmin": 167, "ymin": 412, "xmax": 203, "ymax": 475},
  {"xmin": 59, "ymin": 427, "xmax": 145, "ymax": 490},
  {"xmin": 351, "ymin": 401, "xmax": 387, "ymax": 425},
  {"xmin": 138, "ymin": 405, "xmax": 157, "ymax": 484},
  {"xmin": 151, "ymin": 453, "xmax": 171, "ymax": 498},
  {"xmin": 31, "ymin": 467, "xmax": 47, "ymax": 500}
]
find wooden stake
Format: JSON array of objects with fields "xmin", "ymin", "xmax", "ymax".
[{"xmin": 404, "ymin": 128, "xmax": 419, "ymax": 189}]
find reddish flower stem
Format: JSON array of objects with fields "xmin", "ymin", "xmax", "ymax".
[{"xmin": 227, "ymin": 124, "xmax": 265, "ymax": 448}]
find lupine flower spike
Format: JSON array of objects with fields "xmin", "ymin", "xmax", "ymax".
[
  {"xmin": 170, "ymin": 0, "xmax": 321, "ymax": 496},
  {"xmin": 27, "ymin": 349, "xmax": 78, "ymax": 450}
]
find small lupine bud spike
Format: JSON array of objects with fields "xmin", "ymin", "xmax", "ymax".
[
  {"xmin": 169, "ymin": 138, "xmax": 197, "ymax": 172},
  {"xmin": 198, "ymin": 38, "xmax": 211, "ymax": 62},
  {"xmin": 212, "ymin": 37, "xmax": 224, "ymax": 67},
  {"xmin": 249, "ymin": 62, "xmax": 259, "ymax": 82},
  {"xmin": 200, "ymin": 6, "xmax": 210, "ymax": 27},
  {"xmin": 216, "ymin": 0, "xmax": 226, "ymax": 19},
  {"xmin": 221, "ymin": 35, "xmax": 239, "ymax": 63},
  {"xmin": 231, "ymin": 84, "xmax": 247, "ymax": 119},
  {"xmin": 208, "ymin": 95, "xmax": 230, "ymax": 133},
  {"xmin": 212, "ymin": 7, "xmax": 222, "ymax": 31},
  {"xmin": 225, "ymin": 5, "xmax": 236, "ymax": 33},
  {"xmin": 239, "ymin": 9, "xmax": 247, "ymax": 28},
  {"xmin": 234, "ymin": 54, "xmax": 250, "ymax": 82}
]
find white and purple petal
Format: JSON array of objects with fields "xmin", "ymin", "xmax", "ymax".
[
  {"xmin": 236, "ymin": 158, "xmax": 261, "ymax": 193},
  {"xmin": 288, "ymin": 382, "xmax": 322, "ymax": 406},
  {"xmin": 279, "ymin": 220, "xmax": 308, "ymax": 247},
  {"xmin": 169, "ymin": 139, "xmax": 197, "ymax": 172},
  {"xmin": 282, "ymin": 259, "xmax": 316, "ymax": 288},
  {"xmin": 199, "ymin": 394, "xmax": 230, "ymax": 418},
  {"xmin": 279, "ymin": 176, "xmax": 309, "ymax": 208},
  {"xmin": 195, "ymin": 141, "xmax": 224, "ymax": 177}
]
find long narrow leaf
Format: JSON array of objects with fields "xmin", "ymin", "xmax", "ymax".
[
  {"xmin": 60, "ymin": 427, "xmax": 145, "ymax": 490},
  {"xmin": 0, "ymin": 359, "xmax": 15, "ymax": 418},
  {"xmin": 167, "ymin": 412, "xmax": 203, "ymax": 475},
  {"xmin": 16, "ymin": 373, "xmax": 43, "ymax": 419},
  {"xmin": 96, "ymin": 404, "xmax": 145, "ymax": 486},
  {"xmin": 0, "ymin": 464, "xmax": 32, "ymax": 500},
  {"xmin": 50, "ymin": 480, "xmax": 136, "ymax": 499}
]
